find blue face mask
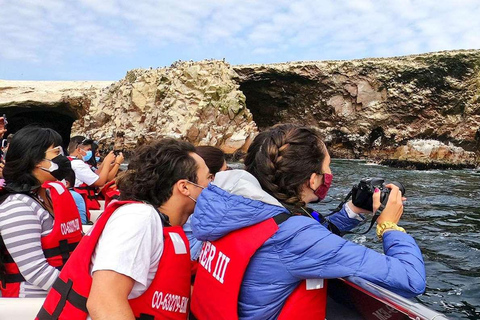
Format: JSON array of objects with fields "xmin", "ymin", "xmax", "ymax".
[
  {"xmin": 95, "ymin": 156, "xmax": 101, "ymax": 162},
  {"xmin": 82, "ymin": 150, "xmax": 93, "ymax": 162}
]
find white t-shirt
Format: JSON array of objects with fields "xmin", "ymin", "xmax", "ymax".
[
  {"xmin": 90, "ymin": 203, "xmax": 164, "ymax": 299},
  {"xmin": 70, "ymin": 158, "xmax": 99, "ymax": 187}
]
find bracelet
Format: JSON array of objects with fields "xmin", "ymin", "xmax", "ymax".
[
  {"xmin": 376, "ymin": 221, "xmax": 406, "ymax": 241},
  {"xmin": 113, "ymin": 162, "xmax": 120, "ymax": 166}
]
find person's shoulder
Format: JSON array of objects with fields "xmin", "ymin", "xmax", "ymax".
[
  {"xmin": 1, "ymin": 193, "xmax": 36, "ymax": 208},
  {"xmin": 69, "ymin": 190, "xmax": 84, "ymax": 200},
  {"xmin": 274, "ymin": 215, "xmax": 331, "ymax": 240},
  {"xmin": 70, "ymin": 159, "xmax": 89, "ymax": 168},
  {"xmin": 111, "ymin": 203, "xmax": 162, "ymax": 225}
]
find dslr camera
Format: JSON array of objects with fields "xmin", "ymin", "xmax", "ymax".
[{"xmin": 351, "ymin": 178, "xmax": 405, "ymax": 212}]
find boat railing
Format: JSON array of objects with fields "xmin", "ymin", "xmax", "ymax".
[{"xmin": 342, "ymin": 276, "xmax": 449, "ymax": 320}]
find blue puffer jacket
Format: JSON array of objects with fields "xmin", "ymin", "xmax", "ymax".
[{"xmin": 191, "ymin": 170, "xmax": 426, "ymax": 320}]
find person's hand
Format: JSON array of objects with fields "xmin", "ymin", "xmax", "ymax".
[
  {"xmin": 0, "ymin": 161, "xmax": 4, "ymax": 178},
  {"xmin": 115, "ymin": 152, "xmax": 124, "ymax": 164},
  {"xmin": 374, "ymin": 184, "xmax": 405, "ymax": 225},
  {"xmin": 0, "ymin": 117, "xmax": 6, "ymax": 139},
  {"xmin": 103, "ymin": 151, "xmax": 116, "ymax": 165}
]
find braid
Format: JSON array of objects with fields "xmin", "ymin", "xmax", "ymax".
[{"xmin": 246, "ymin": 124, "xmax": 327, "ymax": 207}]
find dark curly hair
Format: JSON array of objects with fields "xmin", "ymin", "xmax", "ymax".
[
  {"xmin": 116, "ymin": 139, "xmax": 198, "ymax": 207},
  {"xmin": 244, "ymin": 123, "xmax": 328, "ymax": 207}
]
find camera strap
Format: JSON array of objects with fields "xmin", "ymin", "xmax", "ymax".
[
  {"xmin": 325, "ymin": 190, "xmax": 352, "ymax": 216},
  {"xmin": 341, "ymin": 196, "xmax": 389, "ymax": 236}
]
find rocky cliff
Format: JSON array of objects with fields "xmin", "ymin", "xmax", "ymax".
[
  {"xmin": 1, "ymin": 50, "xmax": 479, "ymax": 168},
  {"xmin": 71, "ymin": 60, "xmax": 256, "ymax": 153},
  {"xmin": 234, "ymin": 50, "xmax": 480, "ymax": 168}
]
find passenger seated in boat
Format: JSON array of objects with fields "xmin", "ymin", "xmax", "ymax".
[
  {"xmin": 0, "ymin": 127, "xmax": 82, "ymax": 298},
  {"xmin": 190, "ymin": 123, "xmax": 426, "ymax": 320},
  {"xmin": 63, "ymin": 169, "xmax": 88, "ymax": 225},
  {"xmin": 84, "ymin": 141, "xmax": 100, "ymax": 172},
  {"xmin": 184, "ymin": 146, "xmax": 228, "ymax": 261},
  {"xmin": 38, "ymin": 138, "xmax": 212, "ymax": 319},
  {"xmin": 67, "ymin": 137, "xmax": 122, "ymax": 210}
]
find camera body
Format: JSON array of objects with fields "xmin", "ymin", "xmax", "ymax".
[{"xmin": 351, "ymin": 178, "xmax": 405, "ymax": 212}]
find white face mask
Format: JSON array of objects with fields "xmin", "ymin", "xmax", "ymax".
[{"xmin": 40, "ymin": 159, "xmax": 59, "ymax": 173}]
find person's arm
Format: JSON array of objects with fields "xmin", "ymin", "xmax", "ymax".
[
  {"xmin": 71, "ymin": 191, "xmax": 88, "ymax": 224},
  {"xmin": 0, "ymin": 160, "xmax": 4, "ymax": 179},
  {"xmin": 323, "ymin": 202, "xmax": 365, "ymax": 232},
  {"xmin": 106, "ymin": 152, "xmax": 124, "ymax": 182},
  {"xmin": 0, "ymin": 116, "xmax": 6, "ymax": 139},
  {"xmin": 0, "ymin": 197, "xmax": 59, "ymax": 290},
  {"xmin": 87, "ymin": 270, "xmax": 135, "ymax": 320},
  {"xmin": 278, "ymin": 186, "xmax": 425, "ymax": 298},
  {"xmin": 90, "ymin": 151, "xmax": 116, "ymax": 187}
]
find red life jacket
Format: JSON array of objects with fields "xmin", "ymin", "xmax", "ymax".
[
  {"xmin": 191, "ymin": 214, "xmax": 328, "ymax": 320},
  {"xmin": 0, "ymin": 181, "xmax": 83, "ymax": 297},
  {"xmin": 67, "ymin": 156, "xmax": 101, "ymax": 211},
  {"xmin": 99, "ymin": 179, "xmax": 120, "ymax": 208},
  {"xmin": 37, "ymin": 200, "xmax": 191, "ymax": 320}
]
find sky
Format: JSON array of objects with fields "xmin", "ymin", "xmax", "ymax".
[{"xmin": 1, "ymin": 0, "xmax": 479, "ymax": 81}]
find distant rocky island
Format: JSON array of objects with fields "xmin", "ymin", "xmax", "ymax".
[{"xmin": 1, "ymin": 49, "xmax": 479, "ymax": 169}]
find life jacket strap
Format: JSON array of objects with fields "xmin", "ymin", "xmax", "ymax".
[
  {"xmin": 273, "ymin": 212, "xmax": 292, "ymax": 225},
  {"xmin": 1, "ymin": 272, "xmax": 25, "ymax": 285},
  {"xmin": 43, "ymin": 240, "xmax": 79, "ymax": 265},
  {"xmin": 37, "ymin": 278, "xmax": 87, "ymax": 320},
  {"xmin": 136, "ymin": 313, "xmax": 155, "ymax": 320}
]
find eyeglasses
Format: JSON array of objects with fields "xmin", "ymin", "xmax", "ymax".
[{"xmin": 46, "ymin": 146, "xmax": 65, "ymax": 156}]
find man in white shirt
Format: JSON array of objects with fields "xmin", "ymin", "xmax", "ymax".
[
  {"xmin": 38, "ymin": 139, "xmax": 212, "ymax": 319},
  {"xmin": 87, "ymin": 139, "xmax": 212, "ymax": 319},
  {"xmin": 67, "ymin": 137, "xmax": 121, "ymax": 188}
]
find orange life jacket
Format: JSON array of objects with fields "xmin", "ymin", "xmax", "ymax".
[
  {"xmin": 37, "ymin": 200, "xmax": 191, "ymax": 320},
  {"xmin": 191, "ymin": 214, "xmax": 328, "ymax": 320}
]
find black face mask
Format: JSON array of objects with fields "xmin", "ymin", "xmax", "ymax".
[{"xmin": 40, "ymin": 155, "xmax": 72, "ymax": 181}]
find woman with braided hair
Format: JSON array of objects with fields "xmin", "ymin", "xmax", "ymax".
[{"xmin": 190, "ymin": 123, "xmax": 425, "ymax": 320}]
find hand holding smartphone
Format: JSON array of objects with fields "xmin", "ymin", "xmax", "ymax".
[{"xmin": 0, "ymin": 114, "xmax": 7, "ymax": 138}]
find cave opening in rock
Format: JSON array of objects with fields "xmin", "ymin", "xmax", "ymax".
[
  {"xmin": 2, "ymin": 105, "xmax": 78, "ymax": 149},
  {"xmin": 237, "ymin": 72, "xmax": 332, "ymax": 129}
]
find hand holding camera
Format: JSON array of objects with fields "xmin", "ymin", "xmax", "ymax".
[
  {"xmin": 351, "ymin": 178, "xmax": 405, "ymax": 213},
  {"xmin": 104, "ymin": 150, "xmax": 116, "ymax": 165},
  {"xmin": 373, "ymin": 184, "xmax": 404, "ymax": 225},
  {"xmin": 114, "ymin": 152, "xmax": 125, "ymax": 165},
  {"xmin": 335, "ymin": 178, "xmax": 407, "ymax": 236}
]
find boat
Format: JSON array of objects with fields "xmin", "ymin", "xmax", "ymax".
[
  {"xmin": 1, "ymin": 200, "xmax": 448, "ymax": 320},
  {"xmin": 327, "ymin": 277, "xmax": 448, "ymax": 320},
  {"xmin": 0, "ymin": 277, "xmax": 448, "ymax": 320}
]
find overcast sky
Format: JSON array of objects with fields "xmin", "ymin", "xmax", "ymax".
[{"xmin": 1, "ymin": 0, "xmax": 479, "ymax": 80}]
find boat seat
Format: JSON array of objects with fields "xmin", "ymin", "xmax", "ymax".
[
  {"xmin": 98, "ymin": 200, "xmax": 105, "ymax": 211},
  {"xmin": 0, "ymin": 297, "xmax": 44, "ymax": 320},
  {"xmin": 89, "ymin": 209, "xmax": 103, "ymax": 223}
]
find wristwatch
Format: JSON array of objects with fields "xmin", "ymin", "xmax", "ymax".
[{"xmin": 376, "ymin": 221, "xmax": 406, "ymax": 241}]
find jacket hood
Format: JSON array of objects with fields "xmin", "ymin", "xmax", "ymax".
[{"xmin": 191, "ymin": 170, "xmax": 287, "ymax": 241}]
